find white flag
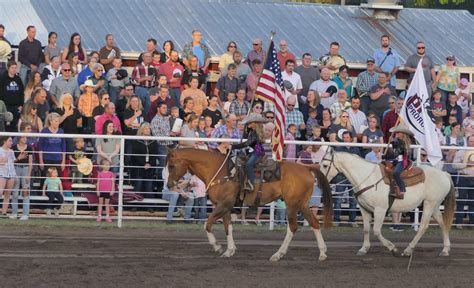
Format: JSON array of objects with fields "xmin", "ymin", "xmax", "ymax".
[{"xmin": 400, "ymin": 59, "xmax": 442, "ymax": 165}]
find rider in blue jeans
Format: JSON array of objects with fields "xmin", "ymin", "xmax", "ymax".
[{"xmin": 230, "ymin": 113, "xmax": 267, "ymax": 191}]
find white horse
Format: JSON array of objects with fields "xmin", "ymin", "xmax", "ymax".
[{"xmin": 319, "ymin": 146, "xmax": 456, "ymax": 257}]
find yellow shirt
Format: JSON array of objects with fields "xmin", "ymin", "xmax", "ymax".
[{"xmin": 218, "ymin": 53, "xmax": 234, "ymax": 73}]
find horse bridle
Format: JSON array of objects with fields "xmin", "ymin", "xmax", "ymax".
[{"xmin": 321, "ymin": 147, "xmax": 341, "ymax": 178}]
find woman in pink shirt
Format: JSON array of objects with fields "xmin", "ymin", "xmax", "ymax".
[{"xmin": 96, "ymin": 159, "xmax": 115, "ymax": 222}]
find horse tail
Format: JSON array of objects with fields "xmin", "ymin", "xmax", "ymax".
[
  {"xmin": 442, "ymin": 178, "xmax": 456, "ymax": 231},
  {"xmin": 312, "ymin": 168, "xmax": 333, "ymax": 229}
]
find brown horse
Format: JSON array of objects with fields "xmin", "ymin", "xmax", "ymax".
[{"xmin": 166, "ymin": 148, "xmax": 333, "ymax": 261}]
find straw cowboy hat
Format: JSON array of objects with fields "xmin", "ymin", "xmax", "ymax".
[
  {"xmin": 79, "ymin": 79, "xmax": 96, "ymax": 91},
  {"xmin": 0, "ymin": 40, "xmax": 12, "ymax": 59},
  {"xmin": 389, "ymin": 124, "xmax": 414, "ymax": 137},
  {"xmin": 242, "ymin": 113, "xmax": 268, "ymax": 125},
  {"xmin": 77, "ymin": 158, "xmax": 93, "ymax": 176}
]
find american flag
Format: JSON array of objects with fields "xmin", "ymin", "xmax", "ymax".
[{"xmin": 256, "ymin": 40, "xmax": 286, "ymax": 161}]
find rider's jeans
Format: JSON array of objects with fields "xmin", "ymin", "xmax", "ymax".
[{"xmin": 393, "ymin": 161, "xmax": 406, "ymax": 192}]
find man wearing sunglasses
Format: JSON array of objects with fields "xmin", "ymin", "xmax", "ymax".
[
  {"xmin": 405, "ymin": 41, "xmax": 436, "ymax": 96},
  {"xmin": 49, "ymin": 63, "xmax": 80, "ymax": 108}
]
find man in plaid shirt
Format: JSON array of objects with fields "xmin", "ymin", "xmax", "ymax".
[
  {"xmin": 356, "ymin": 57, "xmax": 379, "ymax": 114},
  {"xmin": 151, "ymin": 102, "xmax": 174, "ymax": 178},
  {"xmin": 229, "ymin": 88, "xmax": 251, "ymax": 122},
  {"xmin": 284, "ymin": 96, "xmax": 305, "ymax": 138},
  {"xmin": 132, "ymin": 52, "xmax": 156, "ymax": 116},
  {"xmin": 208, "ymin": 114, "xmax": 241, "ymax": 150}
]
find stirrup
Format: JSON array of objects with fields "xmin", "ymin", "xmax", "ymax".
[{"xmin": 244, "ymin": 180, "xmax": 254, "ymax": 191}]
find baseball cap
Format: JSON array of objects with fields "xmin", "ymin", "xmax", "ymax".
[
  {"xmin": 460, "ymin": 78, "xmax": 468, "ymax": 86},
  {"xmin": 367, "ymin": 57, "xmax": 375, "ymax": 63}
]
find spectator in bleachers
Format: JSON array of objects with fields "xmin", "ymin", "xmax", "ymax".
[
  {"xmin": 0, "ymin": 136, "xmax": 16, "ymax": 217},
  {"xmin": 179, "ymin": 114, "xmax": 199, "ymax": 148},
  {"xmin": 27, "ymin": 88, "xmax": 49, "ymax": 123},
  {"xmin": 355, "ymin": 57, "xmax": 378, "ymax": 113},
  {"xmin": 373, "ymin": 34, "xmax": 400, "ymax": 88},
  {"xmin": 245, "ymin": 59, "xmax": 262, "ymax": 102},
  {"xmin": 284, "ymin": 96, "xmax": 304, "ymax": 139},
  {"xmin": 18, "ymin": 101, "xmax": 43, "ymax": 133},
  {"xmin": 132, "ymin": 52, "xmax": 156, "ymax": 115},
  {"xmin": 381, "ymin": 96, "xmax": 402, "ymax": 142},
  {"xmin": 362, "ymin": 115, "xmax": 383, "ymax": 144},
  {"xmin": 445, "ymin": 122, "xmax": 465, "ymax": 146},
  {"xmin": 329, "ymin": 111, "xmax": 356, "ymax": 143},
  {"xmin": 295, "ymin": 53, "xmax": 320, "ymax": 100},
  {"xmin": 161, "ymin": 167, "xmax": 194, "ymax": 224},
  {"xmin": 78, "ymin": 80, "xmax": 100, "ymax": 134},
  {"xmin": 150, "ymin": 102, "xmax": 173, "ymax": 178},
  {"xmin": 0, "ymin": 100, "xmax": 11, "ymax": 132},
  {"xmin": 218, "ymin": 41, "xmax": 238, "ymax": 75},
  {"xmin": 88, "ymin": 63, "xmax": 108, "ymax": 95},
  {"xmin": 246, "ymin": 38, "xmax": 265, "ymax": 69},
  {"xmin": 180, "ymin": 77, "xmax": 208, "ymax": 116},
  {"xmin": 96, "ymin": 120, "xmax": 120, "ymax": 173},
  {"xmin": 201, "ymin": 95, "xmax": 223, "ymax": 128},
  {"xmin": 95, "ymin": 102, "xmax": 122, "ymax": 135},
  {"xmin": 282, "ymin": 59, "xmax": 302, "ymax": 107},
  {"xmin": 49, "ymin": 63, "xmax": 80, "ymax": 107},
  {"xmin": 38, "ymin": 113, "xmax": 66, "ymax": 174},
  {"xmin": 215, "ymin": 63, "xmax": 240, "ymax": 106},
  {"xmin": 309, "ymin": 68, "xmax": 338, "ymax": 109},
  {"xmin": 96, "ymin": 159, "xmax": 115, "ymax": 222},
  {"xmin": 92, "ymin": 92, "xmax": 110, "ymax": 121},
  {"xmin": 319, "ymin": 108, "xmax": 333, "ymax": 141},
  {"xmin": 284, "ymin": 124, "xmax": 297, "ymax": 162},
  {"xmin": 159, "ymin": 50, "xmax": 184, "ymax": 108},
  {"xmin": 232, "ymin": 50, "xmax": 251, "ymax": 80},
  {"xmin": 159, "ymin": 40, "xmax": 174, "ymax": 63},
  {"xmin": 443, "ymin": 115, "xmax": 458, "ymax": 136},
  {"xmin": 179, "ymin": 97, "xmax": 195, "ymax": 120},
  {"xmin": 181, "ymin": 55, "xmax": 206, "ymax": 90},
  {"xmin": 18, "ymin": 25, "xmax": 42, "ymax": 86},
  {"xmin": 116, "ymin": 83, "xmax": 134, "ymax": 119},
  {"xmin": 405, "ymin": 41, "xmax": 436, "ymax": 96},
  {"xmin": 182, "ymin": 30, "xmax": 211, "ymax": 72},
  {"xmin": 333, "ymin": 65, "xmax": 353, "ymax": 99},
  {"xmin": 300, "ymin": 90, "xmax": 323, "ymax": 123},
  {"xmin": 99, "ymin": 34, "xmax": 121, "ymax": 71},
  {"xmin": 11, "ymin": 123, "xmax": 33, "ymax": 220},
  {"xmin": 229, "ymin": 88, "xmax": 251, "ymax": 122},
  {"xmin": 446, "ymin": 93, "xmax": 463, "ymax": 126},
  {"xmin": 147, "ymin": 85, "xmax": 176, "ymax": 120},
  {"xmin": 456, "ymin": 78, "xmax": 470, "ymax": 119},
  {"xmin": 67, "ymin": 52, "xmax": 82, "ymax": 77},
  {"xmin": 23, "ymin": 71, "xmax": 42, "ymax": 103},
  {"xmin": 305, "ymin": 108, "xmax": 319, "ymax": 140},
  {"xmin": 319, "ymin": 42, "xmax": 346, "ymax": 78},
  {"xmin": 451, "ymin": 135, "xmax": 474, "ymax": 229},
  {"xmin": 346, "ymin": 96, "xmax": 367, "ymax": 141},
  {"xmin": 435, "ymin": 55, "xmax": 460, "ymax": 104},
  {"xmin": 54, "ymin": 92, "xmax": 81, "ymax": 150},
  {"xmin": 44, "ymin": 32, "xmax": 60, "ymax": 65},
  {"xmin": 189, "ymin": 174, "xmax": 207, "ymax": 223},
  {"xmin": 0, "ymin": 25, "xmax": 9, "ymax": 76},
  {"xmin": 130, "ymin": 122, "xmax": 158, "ymax": 198},
  {"xmin": 41, "ymin": 56, "xmax": 61, "ymax": 92},
  {"xmin": 123, "ymin": 95, "xmax": 145, "ymax": 135},
  {"xmin": 61, "ymin": 33, "xmax": 87, "ymax": 65},
  {"xmin": 462, "ymin": 106, "xmax": 474, "ymax": 138},
  {"xmin": 68, "ymin": 138, "xmax": 86, "ymax": 183},
  {"xmin": 137, "ymin": 38, "xmax": 159, "ymax": 64},
  {"xmin": 209, "ymin": 114, "xmax": 240, "ymax": 150},
  {"xmin": 0, "ymin": 61, "xmax": 24, "ymax": 131},
  {"xmin": 330, "ymin": 90, "xmax": 351, "ymax": 121},
  {"xmin": 277, "ymin": 39, "xmax": 296, "ymax": 71},
  {"xmin": 77, "ymin": 51, "xmax": 99, "ymax": 86},
  {"xmin": 106, "ymin": 57, "xmax": 128, "ymax": 103},
  {"xmin": 42, "ymin": 167, "xmax": 63, "ymax": 216},
  {"xmin": 430, "ymin": 90, "xmax": 447, "ymax": 120},
  {"xmin": 369, "ymin": 72, "xmax": 396, "ymax": 123},
  {"xmin": 204, "ymin": 115, "xmax": 214, "ymax": 137}
]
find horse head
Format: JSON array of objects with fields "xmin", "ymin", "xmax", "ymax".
[
  {"xmin": 166, "ymin": 149, "xmax": 190, "ymax": 189},
  {"xmin": 319, "ymin": 145, "xmax": 340, "ymax": 182}
]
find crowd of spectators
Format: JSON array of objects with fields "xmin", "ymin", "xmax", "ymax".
[{"xmin": 0, "ymin": 25, "xmax": 472, "ymax": 226}]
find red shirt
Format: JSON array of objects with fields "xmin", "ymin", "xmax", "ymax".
[
  {"xmin": 159, "ymin": 61, "xmax": 185, "ymax": 89},
  {"xmin": 382, "ymin": 110, "xmax": 398, "ymax": 142},
  {"xmin": 277, "ymin": 51, "xmax": 296, "ymax": 71},
  {"xmin": 95, "ymin": 113, "xmax": 122, "ymax": 135}
]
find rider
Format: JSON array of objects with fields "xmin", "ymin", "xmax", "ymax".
[
  {"xmin": 384, "ymin": 125, "xmax": 413, "ymax": 199},
  {"xmin": 230, "ymin": 113, "xmax": 266, "ymax": 191}
]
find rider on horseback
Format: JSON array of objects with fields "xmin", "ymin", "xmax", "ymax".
[
  {"xmin": 230, "ymin": 113, "xmax": 267, "ymax": 191},
  {"xmin": 383, "ymin": 124, "xmax": 413, "ymax": 199}
]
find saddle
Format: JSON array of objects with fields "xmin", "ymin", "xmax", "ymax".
[
  {"xmin": 380, "ymin": 161, "xmax": 425, "ymax": 187},
  {"xmin": 227, "ymin": 156, "xmax": 281, "ymax": 183}
]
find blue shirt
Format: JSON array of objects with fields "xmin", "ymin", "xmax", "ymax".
[
  {"xmin": 38, "ymin": 127, "xmax": 66, "ymax": 162},
  {"xmin": 373, "ymin": 48, "xmax": 400, "ymax": 87},
  {"xmin": 77, "ymin": 66, "xmax": 93, "ymax": 86},
  {"xmin": 193, "ymin": 45, "xmax": 205, "ymax": 67}
]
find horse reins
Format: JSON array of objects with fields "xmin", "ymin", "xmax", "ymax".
[{"xmin": 205, "ymin": 150, "xmax": 232, "ymax": 192}]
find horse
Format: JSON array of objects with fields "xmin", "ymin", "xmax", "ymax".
[
  {"xmin": 318, "ymin": 146, "xmax": 456, "ymax": 257},
  {"xmin": 166, "ymin": 148, "xmax": 333, "ymax": 261}
]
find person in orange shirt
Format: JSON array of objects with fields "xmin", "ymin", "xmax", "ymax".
[
  {"xmin": 78, "ymin": 80, "xmax": 99, "ymax": 134},
  {"xmin": 179, "ymin": 77, "xmax": 208, "ymax": 116}
]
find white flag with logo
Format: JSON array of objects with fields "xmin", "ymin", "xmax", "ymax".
[{"xmin": 400, "ymin": 59, "xmax": 442, "ymax": 165}]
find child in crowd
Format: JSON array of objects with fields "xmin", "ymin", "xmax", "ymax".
[
  {"xmin": 305, "ymin": 108, "xmax": 319, "ymax": 140},
  {"xmin": 223, "ymin": 92, "xmax": 235, "ymax": 115},
  {"xmin": 151, "ymin": 51, "xmax": 161, "ymax": 69},
  {"xmin": 455, "ymin": 78, "xmax": 471, "ymax": 119},
  {"xmin": 204, "ymin": 115, "xmax": 214, "ymax": 137},
  {"xmin": 68, "ymin": 138, "xmax": 86, "ymax": 183},
  {"xmin": 96, "ymin": 159, "xmax": 115, "ymax": 222},
  {"xmin": 190, "ymin": 174, "xmax": 207, "ymax": 223},
  {"xmin": 275, "ymin": 198, "xmax": 286, "ymax": 225},
  {"xmin": 434, "ymin": 118, "xmax": 445, "ymax": 145},
  {"xmin": 430, "ymin": 90, "xmax": 447, "ymax": 118},
  {"xmin": 443, "ymin": 115, "xmax": 457, "ymax": 136},
  {"xmin": 284, "ymin": 124, "xmax": 297, "ymax": 162},
  {"xmin": 169, "ymin": 106, "xmax": 181, "ymax": 132},
  {"xmin": 309, "ymin": 125, "xmax": 323, "ymax": 142},
  {"xmin": 42, "ymin": 167, "xmax": 64, "ymax": 216},
  {"xmin": 365, "ymin": 147, "xmax": 383, "ymax": 164},
  {"xmin": 196, "ymin": 117, "xmax": 208, "ymax": 150},
  {"xmin": 106, "ymin": 57, "xmax": 128, "ymax": 103}
]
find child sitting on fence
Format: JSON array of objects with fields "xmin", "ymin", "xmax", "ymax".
[
  {"xmin": 96, "ymin": 159, "xmax": 115, "ymax": 222},
  {"xmin": 42, "ymin": 167, "xmax": 64, "ymax": 216}
]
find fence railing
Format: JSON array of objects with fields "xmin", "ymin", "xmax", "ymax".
[{"xmin": 0, "ymin": 131, "xmax": 472, "ymax": 230}]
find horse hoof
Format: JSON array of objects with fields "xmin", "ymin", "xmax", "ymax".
[
  {"xmin": 214, "ymin": 245, "xmax": 223, "ymax": 254},
  {"xmin": 401, "ymin": 250, "xmax": 411, "ymax": 257},
  {"xmin": 221, "ymin": 249, "xmax": 236, "ymax": 258},
  {"xmin": 318, "ymin": 254, "xmax": 327, "ymax": 261},
  {"xmin": 356, "ymin": 250, "xmax": 367, "ymax": 256},
  {"xmin": 439, "ymin": 251, "xmax": 449, "ymax": 257},
  {"xmin": 270, "ymin": 254, "xmax": 281, "ymax": 262}
]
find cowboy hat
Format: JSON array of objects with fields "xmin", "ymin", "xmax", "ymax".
[
  {"xmin": 241, "ymin": 113, "xmax": 267, "ymax": 125},
  {"xmin": 389, "ymin": 124, "xmax": 414, "ymax": 137},
  {"xmin": 0, "ymin": 40, "xmax": 12, "ymax": 59},
  {"xmin": 1, "ymin": 111, "xmax": 13, "ymax": 122},
  {"xmin": 80, "ymin": 79, "xmax": 96, "ymax": 91},
  {"xmin": 77, "ymin": 158, "xmax": 93, "ymax": 176}
]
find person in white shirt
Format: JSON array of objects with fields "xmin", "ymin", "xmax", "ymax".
[
  {"xmin": 281, "ymin": 59, "xmax": 302, "ymax": 108},
  {"xmin": 309, "ymin": 68, "xmax": 338, "ymax": 108}
]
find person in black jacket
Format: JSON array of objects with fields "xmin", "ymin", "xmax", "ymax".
[
  {"xmin": 130, "ymin": 122, "xmax": 158, "ymax": 198},
  {"xmin": 230, "ymin": 113, "xmax": 267, "ymax": 191}
]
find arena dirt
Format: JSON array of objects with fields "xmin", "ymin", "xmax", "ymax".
[{"xmin": 0, "ymin": 221, "xmax": 473, "ymax": 288}]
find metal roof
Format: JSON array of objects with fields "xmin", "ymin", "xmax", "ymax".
[{"xmin": 2, "ymin": 0, "xmax": 474, "ymax": 66}]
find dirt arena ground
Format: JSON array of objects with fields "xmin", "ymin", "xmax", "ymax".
[{"xmin": 0, "ymin": 220, "xmax": 473, "ymax": 288}]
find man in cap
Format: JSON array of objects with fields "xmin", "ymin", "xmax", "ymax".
[
  {"xmin": 356, "ymin": 57, "xmax": 379, "ymax": 114},
  {"xmin": 246, "ymin": 38, "xmax": 265, "ymax": 69}
]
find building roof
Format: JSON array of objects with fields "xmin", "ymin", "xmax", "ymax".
[{"xmin": 1, "ymin": 0, "xmax": 473, "ymax": 66}]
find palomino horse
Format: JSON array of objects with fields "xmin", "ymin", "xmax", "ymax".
[
  {"xmin": 166, "ymin": 148, "xmax": 333, "ymax": 261},
  {"xmin": 319, "ymin": 146, "xmax": 456, "ymax": 257}
]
